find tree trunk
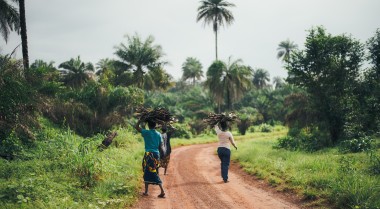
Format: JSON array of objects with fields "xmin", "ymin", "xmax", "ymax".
[
  {"xmin": 215, "ymin": 30, "xmax": 218, "ymax": 61},
  {"xmin": 19, "ymin": 0, "xmax": 29, "ymax": 69}
]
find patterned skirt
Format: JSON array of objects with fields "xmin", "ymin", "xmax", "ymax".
[
  {"xmin": 142, "ymin": 152, "xmax": 162, "ymax": 185},
  {"xmin": 160, "ymin": 155, "xmax": 170, "ymax": 169}
]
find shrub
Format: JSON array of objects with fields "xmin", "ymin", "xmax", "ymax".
[
  {"xmin": 339, "ymin": 136, "xmax": 373, "ymax": 153},
  {"xmin": 171, "ymin": 123, "xmax": 192, "ymax": 139},
  {"xmin": 275, "ymin": 128, "xmax": 330, "ymax": 152},
  {"xmin": 0, "ymin": 132, "xmax": 24, "ymax": 160},
  {"xmin": 259, "ymin": 123, "xmax": 272, "ymax": 132}
]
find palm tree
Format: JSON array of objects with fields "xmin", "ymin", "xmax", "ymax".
[
  {"xmin": 252, "ymin": 68, "xmax": 270, "ymax": 89},
  {"xmin": 58, "ymin": 56, "xmax": 94, "ymax": 88},
  {"xmin": 0, "ymin": 0, "xmax": 20, "ymax": 43},
  {"xmin": 18, "ymin": 0, "xmax": 28, "ymax": 69},
  {"xmin": 181, "ymin": 57, "xmax": 203, "ymax": 85},
  {"xmin": 272, "ymin": 76, "xmax": 285, "ymax": 89},
  {"xmin": 205, "ymin": 56, "xmax": 251, "ymax": 111},
  {"xmin": 114, "ymin": 34, "xmax": 166, "ymax": 88},
  {"xmin": 277, "ymin": 39, "xmax": 298, "ymax": 64},
  {"xmin": 197, "ymin": 0, "xmax": 235, "ymax": 60}
]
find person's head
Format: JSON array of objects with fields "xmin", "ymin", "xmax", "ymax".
[
  {"xmin": 161, "ymin": 124, "xmax": 167, "ymax": 133},
  {"xmin": 220, "ymin": 121, "xmax": 228, "ymax": 131},
  {"xmin": 147, "ymin": 120, "xmax": 156, "ymax": 129}
]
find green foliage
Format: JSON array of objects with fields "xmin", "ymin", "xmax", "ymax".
[
  {"xmin": 0, "ymin": 56, "xmax": 38, "ymax": 158},
  {"xmin": 58, "ymin": 56, "xmax": 95, "ymax": 88},
  {"xmin": 234, "ymin": 133, "xmax": 380, "ymax": 209},
  {"xmin": 369, "ymin": 151, "xmax": 380, "ymax": 175},
  {"xmin": 339, "ymin": 136, "xmax": 373, "ymax": 153},
  {"xmin": 259, "ymin": 123, "xmax": 272, "ymax": 133},
  {"xmin": 0, "ymin": 131, "xmax": 24, "ymax": 159},
  {"xmin": 205, "ymin": 58, "xmax": 252, "ymax": 111},
  {"xmin": 171, "ymin": 123, "xmax": 192, "ymax": 139},
  {"xmin": 71, "ymin": 139, "xmax": 102, "ymax": 188},
  {"xmin": 0, "ymin": 119, "xmax": 143, "ymax": 208},
  {"xmin": 45, "ymin": 82, "xmax": 144, "ymax": 136},
  {"xmin": 275, "ymin": 127, "xmax": 331, "ymax": 152},
  {"xmin": 287, "ymin": 26, "xmax": 365, "ymax": 144},
  {"xmin": 114, "ymin": 33, "xmax": 168, "ymax": 89},
  {"xmin": 181, "ymin": 57, "xmax": 203, "ymax": 85},
  {"xmin": 237, "ymin": 107, "xmax": 263, "ymax": 135}
]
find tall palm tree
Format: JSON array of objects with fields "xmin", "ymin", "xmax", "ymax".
[
  {"xmin": 252, "ymin": 68, "xmax": 270, "ymax": 89},
  {"xmin": 205, "ymin": 56, "xmax": 251, "ymax": 111},
  {"xmin": 0, "ymin": 0, "xmax": 20, "ymax": 43},
  {"xmin": 277, "ymin": 39, "xmax": 298, "ymax": 64},
  {"xmin": 17, "ymin": 0, "xmax": 28, "ymax": 69},
  {"xmin": 197, "ymin": 0, "xmax": 235, "ymax": 60},
  {"xmin": 181, "ymin": 57, "xmax": 203, "ymax": 85},
  {"xmin": 114, "ymin": 34, "xmax": 166, "ymax": 88},
  {"xmin": 58, "ymin": 56, "xmax": 94, "ymax": 88}
]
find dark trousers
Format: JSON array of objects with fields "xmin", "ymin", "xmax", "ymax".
[{"xmin": 217, "ymin": 147, "xmax": 231, "ymax": 181}]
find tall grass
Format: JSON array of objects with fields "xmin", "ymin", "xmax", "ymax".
[
  {"xmin": 0, "ymin": 119, "xmax": 144, "ymax": 208},
  {"xmin": 233, "ymin": 134, "xmax": 380, "ymax": 208}
]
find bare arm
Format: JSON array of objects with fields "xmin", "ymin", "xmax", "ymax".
[
  {"xmin": 229, "ymin": 135, "xmax": 237, "ymax": 150},
  {"xmin": 134, "ymin": 120, "xmax": 142, "ymax": 133}
]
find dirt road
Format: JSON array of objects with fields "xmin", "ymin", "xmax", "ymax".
[{"xmin": 132, "ymin": 143, "xmax": 300, "ymax": 209}]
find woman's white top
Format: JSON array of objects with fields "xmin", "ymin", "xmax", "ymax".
[{"xmin": 214, "ymin": 125, "xmax": 236, "ymax": 149}]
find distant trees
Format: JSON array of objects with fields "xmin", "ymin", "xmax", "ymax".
[
  {"xmin": 58, "ymin": 56, "xmax": 95, "ymax": 88},
  {"xmin": 205, "ymin": 57, "xmax": 251, "ymax": 111},
  {"xmin": 277, "ymin": 39, "xmax": 298, "ymax": 64},
  {"xmin": 181, "ymin": 57, "xmax": 203, "ymax": 85},
  {"xmin": 252, "ymin": 68, "xmax": 270, "ymax": 89},
  {"xmin": 273, "ymin": 76, "xmax": 285, "ymax": 89},
  {"xmin": 197, "ymin": 0, "xmax": 235, "ymax": 60},
  {"xmin": 114, "ymin": 34, "xmax": 167, "ymax": 89}
]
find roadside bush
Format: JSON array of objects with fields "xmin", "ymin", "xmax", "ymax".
[
  {"xmin": 275, "ymin": 128, "xmax": 330, "ymax": 152},
  {"xmin": 0, "ymin": 132, "xmax": 24, "ymax": 160},
  {"xmin": 189, "ymin": 119, "xmax": 207, "ymax": 135},
  {"xmin": 171, "ymin": 123, "xmax": 192, "ymax": 139},
  {"xmin": 259, "ymin": 123, "xmax": 272, "ymax": 132},
  {"xmin": 339, "ymin": 136, "xmax": 373, "ymax": 153}
]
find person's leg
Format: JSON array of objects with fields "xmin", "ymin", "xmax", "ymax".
[
  {"xmin": 143, "ymin": 183, "xmax": 149, "ymax": 195},
  {"xmin": 158, "ymin": 184, "xmax": 165, "ymax": 198},
  {"xmin": 220, "ymin": 148, "xmax": 231, "ymax": 182},
  {"xmin": 217, "ymin": 148, "xmax": 224, "ymax": 180}
]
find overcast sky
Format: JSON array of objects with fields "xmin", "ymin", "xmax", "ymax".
[{"xmin": 1, "ymin": 0, "xmax": 380, "ymax": 80}]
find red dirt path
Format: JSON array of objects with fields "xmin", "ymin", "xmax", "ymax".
[{"xmin": 132, "ymin": 143, "xmax": 301, "ymax": 209}]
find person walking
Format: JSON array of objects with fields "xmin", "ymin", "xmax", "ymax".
[
  {"xmin": 215, "ymin": 121, "xmax": 237, "ymax": 183},
  {"xmin": 135, "ymin": 119, "xmax": 166, "ymax": 198},
  {"xmin": 160, "ymin": 125, "xmax": 172, "ymax": 175}
]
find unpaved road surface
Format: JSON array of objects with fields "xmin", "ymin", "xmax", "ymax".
[{"xmin": 132, "ymin": 143, "xmax": 300, "ymax": 209}]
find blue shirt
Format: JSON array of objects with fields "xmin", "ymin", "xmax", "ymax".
[{"xmin": 141, "ymin": 129, "xmax": 162, "ymax": 153}]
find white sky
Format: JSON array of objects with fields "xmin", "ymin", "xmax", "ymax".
[{"xmin": 1, "ymin": 0, "xmax": 380, "ymax": 81}]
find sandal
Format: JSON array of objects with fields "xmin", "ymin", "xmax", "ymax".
[{"xmin": 157, "ymin": 193, "xmax": 165, "ymax": 198}]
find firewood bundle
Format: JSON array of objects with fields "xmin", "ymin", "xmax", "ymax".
[
  {"xmin": 135, "ymin": 107, "xmax": 176, "ymax": 127},
  {"xmin": 203, "ymin": 112, "xmax": 239, "ymax": 127}
]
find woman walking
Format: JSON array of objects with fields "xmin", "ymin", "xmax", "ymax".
[
  {"xmin": 215, "ymin": 121, "xmax": 237, "ymax": 183},
  {"xmin": 135, "ymin": 119, "xmax": 166, "ymax": 198},
  {"xmin": 160, "ymin": 125, "xmax": 172, "ymax": 175}
]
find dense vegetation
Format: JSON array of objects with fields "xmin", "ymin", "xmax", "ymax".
[{"xmin": 1, "ymin": 0, "xmax": 380, "ymax": 208}]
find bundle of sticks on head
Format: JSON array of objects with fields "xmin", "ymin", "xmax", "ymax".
[
  {"xmin": 203, "ymin": 112, "xmax": 239, "ymax": 127},
  {"xmin": 135, "ymin": 107, "xmax": 176, "ymax": 128}
]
